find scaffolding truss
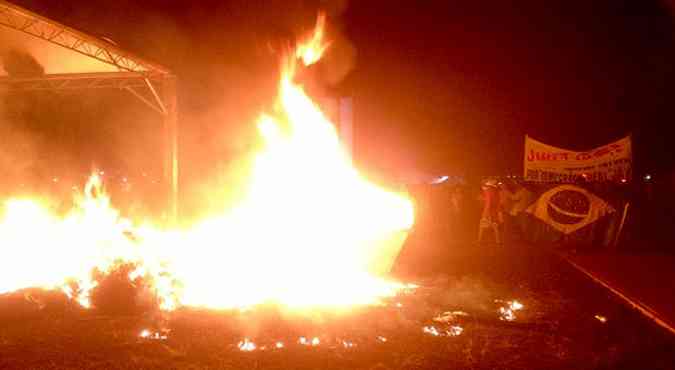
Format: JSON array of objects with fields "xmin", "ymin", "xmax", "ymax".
[
  {"xmin": 0, "ymin": 72, "xmax": 152, "ymax": 91},
  {"xmin": 0, "ymin": 1, "xmax": 167, "ymax": 75},
  {"xmin": 0, "ymin": 0, "xmax": 178, "ymax": 223}
]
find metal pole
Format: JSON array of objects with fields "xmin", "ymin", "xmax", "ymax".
[
  {"xmin": 162, "ymin": 75, "xmax": 178, "ymax": 225},
  {"xmin": 612, "ymin": 202, "xmax": 630, "ymax": 249}
]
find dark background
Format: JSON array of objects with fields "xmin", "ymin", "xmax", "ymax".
[{"xmin": 4, "ymin": 0, "xmax": 675, "ymax": 192}]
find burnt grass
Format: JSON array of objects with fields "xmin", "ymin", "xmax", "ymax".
[{"xmin": 1, "ymin": 236, "xmax": 674, "ymax": 370}]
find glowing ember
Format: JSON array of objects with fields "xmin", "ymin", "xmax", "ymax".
[
  {"xmin": 275, "ymin": 341, "xmax": 284, "ymax": 349},
  {"xmin": 139, "ymin": 329, "xmax": 168, "ymax": 340},
  {"xmin": 433, "ymin": 310, "xmax": 469, "ymax": 323},
  {"xmin": 377, "ymin": 336, "xmax": 388, "ymax": 343},
  {"xmin": 497, "ymin": 300, "xmax": 524, "ymax": 322},
  {"xmin": 423, "ymin": 325, "xmax": 463, "ymax": 337},
  {"xmin": 595, "ymin": 314, "xmax": 607, "ymax": 323},
  {"xmin": 448, "ymin": 325, "xmax": 464, "ymax": 336},
  {"xmin": 342, "ymin": 340, "xmax": 356, "ymax": 348},
  {"xmin": 238, "ymin": 338, "xmax": 256, "ymax": 352},
  {"xmin": 298, "ymin": 336, "xmax": 321, "ymax": 346},
  {"xmin": 500, "ymin": 307, "xmax": 516, "ymax": 321},
  {"xmin": 423, "ymin": 326, "xmax": 440, "ymax": 336},
  {"xmin": 510, "ymin": 301, "xmax": 524, "ymax": 310}
]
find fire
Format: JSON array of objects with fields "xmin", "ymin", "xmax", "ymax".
[
  {"xmin": 0, "ymin": 174, "xmax": 172, "ymax": 309},
  {"xmin": 296, "ymin": 12, "xmax": 330, "ymax": 66},
  {"xmin": 166, "ymin": 12, "xmax": 413, "ymax": 309},
  {"xmin": 0, "ymin": 13, "xmax": 414, "ymax": 311}
]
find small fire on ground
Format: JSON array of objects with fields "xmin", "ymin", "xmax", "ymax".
[{"xmin": 497, "ymin": 300, "xmax": 524, "ymax": 322}]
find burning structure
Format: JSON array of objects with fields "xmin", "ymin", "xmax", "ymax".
[
  {"xmin": 0, "ymin": 0, "xmax": 178, "ymax": 220},
  {"xmin": 2, "ymin": 4, "xmax": 675, "ymax": 370},
  {"xmin": 0, "ymin": 7, "xmax": 415, "ymax": 313}
]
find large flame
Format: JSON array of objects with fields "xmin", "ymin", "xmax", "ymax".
[
  {"xmin": 0, "ymin": 174, "xmax": 172, "ymax": 309},
  {"xmin": 0, "ymin": 13, "xmax": 414, "ymax": 311}
]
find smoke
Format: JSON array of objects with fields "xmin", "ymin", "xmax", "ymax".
[
  {"xmin": 0, "ymin": 52, "xmax": 40, "ymax": 198},
  {"xmin": 318, "ymin": 1, "xmax": 357, "ymax": 87},
  {"xmin": 0, "ymin": 22, "xmax": 167, "ymax": 215},
  {"xmin": 159, "ymin": 3, "xmax": 361, "ymax": 222},
  {"xmin": 0, "ymin": 23, "xmax": 117, "ymax": 75},
  {"xmin": 0, "ymin": 28, "xmax": 44, "ymax": 190},
  {"xmin": 320, "ymin": 27, "xmax": 357, "ymax": 86},
  {"xmin": 0, "ymin": 1, "xmax": 363, "ymax": 221}
]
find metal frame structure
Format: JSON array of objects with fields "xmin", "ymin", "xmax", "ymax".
[{"xmin": 0, "ymin": 0, "xmax": 178, "ymax": 223}]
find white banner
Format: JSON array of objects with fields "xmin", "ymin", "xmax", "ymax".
[{"xmin": 524, "ymin": 135, "xmax": 632, "ymax": 182}]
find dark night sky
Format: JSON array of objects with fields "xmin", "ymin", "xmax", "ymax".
[{"xmin": 7, "ymin": 0, "xmax": 675, "ymax": 183}]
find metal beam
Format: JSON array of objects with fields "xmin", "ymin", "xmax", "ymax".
[
  {"xmin": 0, "ymin": 0, "xmax": 170, "ymax": 75},
  {"xmin": 144, "ymin": 78, "xmax": 167, "ymax": 115},
  {"xmin": 125, "ymin": 86, "xmax": 166, "ymax": 115},
  {"xmin": 162, "ymin": 76, "xmax": 178, "ymax": 225},
  {"xmin": 0, "ymin": 1, "xmax": 179, "ymax": 223},
  {"xmin": 0, "ymin": 72, "xmax": 155, "ymax": 91}
]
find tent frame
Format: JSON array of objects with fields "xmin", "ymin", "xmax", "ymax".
[{"xmin": 0, "ymin": 0, "xmax": 178, "ymax": 223}]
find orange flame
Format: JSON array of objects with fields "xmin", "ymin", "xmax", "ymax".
[
  {"xmin": 0, "ymin": 13, "xmax": 414, "ymax": 312},
  {"xmin": 296, "ymin": 12, "xmax": 330, "ymax": 66}
]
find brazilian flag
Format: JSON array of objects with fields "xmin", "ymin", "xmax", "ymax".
[{"xmin": 518, "ymin": 184, "xmax": 621, "ymax": 247}]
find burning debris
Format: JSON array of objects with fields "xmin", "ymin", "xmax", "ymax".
[
  {"xmin": 433, "ymin": 310, "xmax": 470, "ymax": 323},
  {"xmin": 448, "ymin": 325, "xmax": 464, "ymax": 336},
  {"xmin": 422, "ymin": 325, "xmax": 464, "ymax": 337},
  {"xmin": 237, "ymin": 338, "xmax": 257, "ymax": 352},
  {"xmin": 496, "ymin": 300, "xmax": 524, "ymax": 322},
  {"xmin": 139, "ymin": 328, "xmax": 169, "ymax": 341},
  {"xmin": 232, "ymin": 335, "xmax": 396, "ymax": 352},
  {"xmin": 341, "ymin": 340, "xmax": 357, "ymax": 348},
  {"xmin": 0, "ymin": 12, "xmax": 414, "ymax": 313},
  {"xmin": 299, "ymin": 336, "xmax": 321, "ymax": 347}
]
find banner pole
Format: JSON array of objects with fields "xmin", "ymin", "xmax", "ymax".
[{"xmin": 612, "ymin": 202, "xmax": 630, "ymax": 249}]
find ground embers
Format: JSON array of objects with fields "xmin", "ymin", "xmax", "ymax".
[{"xmin": 1, "ymin": 242, "xmax": 674, "ymax": 369}]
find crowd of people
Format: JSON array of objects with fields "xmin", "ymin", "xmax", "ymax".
[
  {"xmin": 408, "ymin": 173, "xmax": 675, "ymax": 249},
  {"xmin": 408, "ymin": 178, "xmax": 534, "ymax": 245}
]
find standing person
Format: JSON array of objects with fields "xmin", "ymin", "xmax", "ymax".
[
  {"xmin": 498, "ymin": 181, "xmax": 514, "ymax": 243},
  {"xmin": 448, "ymin": 185, "xmax": 460, "ymax": 237},
  {"xmin": 477, "ymin": 179, "xmax": 502, "ymax": 245},
  {"xmin": 508, "ymin": 182, "xmax": 534, "ymax": 240}
]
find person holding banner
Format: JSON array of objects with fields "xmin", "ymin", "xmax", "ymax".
[{"xmin": 477, "ymin": 179, "xmax": 502, "ymax": 245}]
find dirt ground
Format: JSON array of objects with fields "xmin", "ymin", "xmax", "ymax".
[{"xmin": 1, "ymin": 236, "xmax": 674, "ymax": 370}]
